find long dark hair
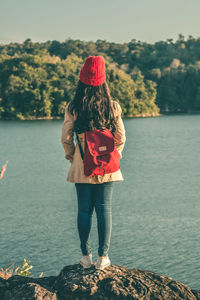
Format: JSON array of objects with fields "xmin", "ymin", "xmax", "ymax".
[{"xmin": 68, "ymin": 80, "xmax": 117, "ymax": 134}]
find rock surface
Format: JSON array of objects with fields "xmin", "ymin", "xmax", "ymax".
[{"xmin": 0, "ymin": 264, "xmax": 199, "ymax": 300}]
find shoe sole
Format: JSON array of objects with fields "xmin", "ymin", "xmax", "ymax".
[
  {"xmin": 95, "ymin": 262, "xmax": 111, "ymax": 270},
  {"xmin": 80, "ymin": 261, "xmax": 92, "ymax": 269}
]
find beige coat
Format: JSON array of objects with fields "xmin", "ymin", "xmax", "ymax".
[{"xmin": 61, "ymin": 101, "xmax": 126, "ymax": 184}]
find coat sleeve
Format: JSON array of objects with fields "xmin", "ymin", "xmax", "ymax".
[
  {"xmin": 61, "ymin": 103, "xmax": 75, "ymax": 162},
  {"xmin": 113, "ymin": 101, "xmax": 126, "ymax": 158}
]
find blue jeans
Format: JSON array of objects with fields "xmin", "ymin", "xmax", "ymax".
[{"xmin": 75, "ymin": 182, "xmax": 113, "ymax": 257}]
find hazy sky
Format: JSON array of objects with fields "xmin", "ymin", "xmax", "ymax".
[{"xmin": 1, "ymin": 0, "xmax": 200, "ymax": 45}]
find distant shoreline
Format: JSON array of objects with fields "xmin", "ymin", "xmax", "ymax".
[
  {"xmin": 1, "ymin": 114, "xmax": 161, "ymax": 121},
  {"xmin": 1, "ymin": 111, "xmax": 200, "ymax": 121},
  {"xmin": 0, "ymin": 116, "xmax": 63, "ymax": 121}
]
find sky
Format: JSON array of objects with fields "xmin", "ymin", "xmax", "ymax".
[{"xmin": 1, "ymin": 0, "xmax": 200, "ymax": 45}]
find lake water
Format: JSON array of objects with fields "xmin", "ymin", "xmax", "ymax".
[{"xmin": 0, "ymin": 115, "xmax": 199, "ymax": 289}]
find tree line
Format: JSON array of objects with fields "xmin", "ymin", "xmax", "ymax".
[{"xmin": 0, "ymin": 34, "xmax": 200, "ymax": 120}]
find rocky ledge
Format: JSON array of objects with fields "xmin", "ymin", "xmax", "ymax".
[{"xmin": 0, "ymin": 264, "xmax": 199, "ymax": 300}]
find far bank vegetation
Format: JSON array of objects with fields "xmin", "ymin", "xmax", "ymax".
[{"xmin": 1, "ymin": 34, "xmax": 200, "ymax": 120}]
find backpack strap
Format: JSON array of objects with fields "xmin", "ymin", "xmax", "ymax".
[
  {"xmin": 76, "ymin": 132, "xmax": 84, "ymax": 160},
  {"xmin": 73, "ymin": 112, "xmax": 84, "ymax": 160}
]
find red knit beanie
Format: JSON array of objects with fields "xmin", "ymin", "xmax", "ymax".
[{"xmin": 79, "ymin": 56, "xmax": 106, "ymax": 86}]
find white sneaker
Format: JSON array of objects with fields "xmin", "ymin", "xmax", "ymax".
[
  {"xmin": 95, "ymin": 256, "xmax": 111, "ymax": 270},
  {"xmin": 80, "ymin": 253, "xmax": 92, "ymax": 269}
]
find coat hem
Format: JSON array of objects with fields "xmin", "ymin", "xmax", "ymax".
[{"xmin": 66, "ymin": 177, "xmax": 124, "ymax": 184}]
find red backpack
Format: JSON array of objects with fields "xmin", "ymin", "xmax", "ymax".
[{"xmin": 76, "ymin": 129, "xmax": 120, "ymax": 177}]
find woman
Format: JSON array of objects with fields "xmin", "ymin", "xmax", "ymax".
[{"xmin": 61, "ymin": 56, "xmax": 126, "ymax": 270}]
